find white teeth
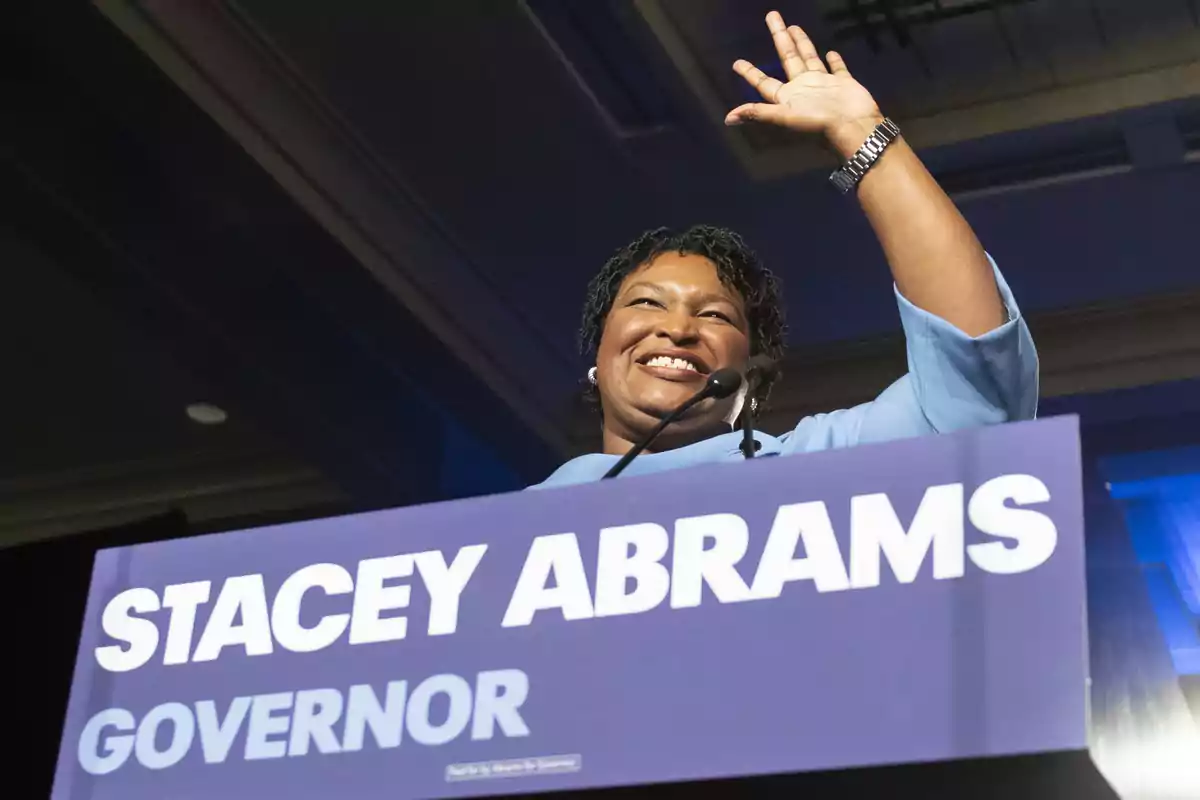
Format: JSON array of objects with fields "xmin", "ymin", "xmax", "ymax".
[{"xmin": 646, "ymin": 355, "xmax": 698, "ymax": 372}]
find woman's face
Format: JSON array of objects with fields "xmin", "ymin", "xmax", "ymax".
[{"xmin": 595, "ymin": 253, "xmax": 751, "ymax": 450}]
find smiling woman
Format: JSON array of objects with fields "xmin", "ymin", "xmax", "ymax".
[
  {"xmin": 531, "ymin": 10, "xmax": 1039, "ymax": 489},
  {"xmin": 580, "ymin": 226, "xmax": 785, "ymax": 456}
]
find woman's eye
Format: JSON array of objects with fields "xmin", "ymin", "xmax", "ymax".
[
  {"xmin": 701, "ymin": 310, "xmax": 733, "ymax": 322},
  {"xmin": 629, "ymin": 297, "xmax": 662, "ymax": 308}
]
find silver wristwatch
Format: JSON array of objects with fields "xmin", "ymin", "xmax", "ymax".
[{"xmin": 828, "ymin": 117, "xmax": 901, "ymax": 194}]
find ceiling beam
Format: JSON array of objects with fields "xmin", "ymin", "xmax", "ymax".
[{"xmin": 0, "ymin": 450, "xmax": 346, "ymax": 548}]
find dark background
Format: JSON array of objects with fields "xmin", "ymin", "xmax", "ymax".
[{"xmin": 5, "ymin": 0, "xmax": 1200, "ymax": 797}]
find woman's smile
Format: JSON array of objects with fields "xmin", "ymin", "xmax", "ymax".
[{"xmin": 635, "ymin": 349, "xmax": 711, "ymax": 383}]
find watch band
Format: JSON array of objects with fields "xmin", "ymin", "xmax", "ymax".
[{"xmin": 828, "ymin": 117, "xmax": 901, "ymax": 194}]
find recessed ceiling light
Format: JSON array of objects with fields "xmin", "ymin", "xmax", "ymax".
[{"xmin": 186, "ymin": 403, "xmax": 228, "ymax": 425}]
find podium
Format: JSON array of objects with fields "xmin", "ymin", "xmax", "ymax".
[{"xmin": 52, "ymin": 416, "xmax": 1115, "ymax": 798}]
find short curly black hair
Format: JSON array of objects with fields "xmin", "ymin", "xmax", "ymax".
[{"xmin": 579, "ymin": 224, "xmax": 787, "ymax": 415}]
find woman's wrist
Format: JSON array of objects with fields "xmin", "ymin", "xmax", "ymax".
[{"xmin": 826, "ymin": 112, "xmax": 887, "ymax": 160}]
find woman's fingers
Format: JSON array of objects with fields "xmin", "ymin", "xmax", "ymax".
[
  {"xmin": 733, "ymin": 59, "xmax": 784, "ymax": 103},
  {"xmin": 826, "ymin": 50, "xmax": 852, "ymax": 76},
  {"xmin": 725, "ymin": 102, "xmax": 789, "ymax": 127},
  {"xmin": 766, "ymin": 11, "xmax": 805, "ymax": 80},
  {"xmin": 788, "ymin": 24, "xmax": 827, "ymax": 73}
]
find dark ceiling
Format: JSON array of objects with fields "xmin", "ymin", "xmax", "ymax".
[
  {"xmin": 0, "ymin": 230, "xmax": 344, "ymax": 544},
  {"xmin": 669, "ymin": 0, "xmax": 1200, "ymax": 120},
  {"xmin": 3, "ymin": 0, "xmax": 1200, "ymax": 544},
  {"xmin": 134, "ymin": 0, "xmax": 1200, "ymax": 433},
  {"xmin": 1, "ymin": 0, "xmax": 551, "ymax": 545},
  {"xmin": 215, "ymin": 0, "xmax": 1200, "ymax": 334},
  {"xmin": 0, "ymin": 234, "xmax": 236, "ymax": 481}
]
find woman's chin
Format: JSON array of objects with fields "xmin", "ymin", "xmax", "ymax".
[
  {"xmin": 634, "ymin": 393, "xmax": 693, "ymax": 420},
  {"xmin": 635, "ymin": 399, "xmax": 725, "ymax": 431}
]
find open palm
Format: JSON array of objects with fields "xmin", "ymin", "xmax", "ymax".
[{"xmin": 725, "ymin": 11, "xmax": 881, "ymax": 139}]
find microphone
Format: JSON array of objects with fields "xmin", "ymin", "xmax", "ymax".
[
  {"xmin": 739, "ymin": 355, "xmax": 779, "ymax": 459},
  {"xmin": 602, "ymin": 367, "xmax": 742, "ymax": 479}
]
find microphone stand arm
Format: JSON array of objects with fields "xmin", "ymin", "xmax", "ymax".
[
  {"xmin": 600, "ymin": 366, "xmax": 743, "ymax": 480},
  {"xmin": 602, "ymin": 393, "xmax": 704, "ymax": 479},
  {"xmin": 738, "ymin": 376, "xmax": 762, "ymax": 459}
]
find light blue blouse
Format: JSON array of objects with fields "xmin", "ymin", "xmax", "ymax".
[{"xmin": 532, "ymin": 258, "xmax": 1038, "ymax": 489}]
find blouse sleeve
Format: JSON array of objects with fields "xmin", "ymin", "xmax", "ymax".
[{"xmin": 779, "ymin": 255, "xmax": 1039, "ymax": 454}]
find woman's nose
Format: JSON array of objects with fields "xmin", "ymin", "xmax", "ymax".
[{"xmin": 656, "ymin": 310, "xmax": 698, "ymax": 343}]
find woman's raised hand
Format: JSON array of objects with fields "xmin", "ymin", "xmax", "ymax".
[{"xmin": 725, "ymin": 11, "xmax": 884, "ymax": 156}]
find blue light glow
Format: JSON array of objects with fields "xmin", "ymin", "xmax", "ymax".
[{"xmin": 1107, "ymin": 464, "xmax": 1200, "ymax": 677}]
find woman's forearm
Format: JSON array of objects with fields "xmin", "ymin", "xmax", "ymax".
[{"xmin": 829, "ymin": 118, "xmax": 1006, "ymax": 338}]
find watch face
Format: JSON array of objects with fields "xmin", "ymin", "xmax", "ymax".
[{"xmin": 830, "ymin": 170, "xmax": 855, "ymax": 193}]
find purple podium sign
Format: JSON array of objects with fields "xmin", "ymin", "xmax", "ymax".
[{"xmin": 53, "ymin": 417, "xmax": 1089, "ymax": 799}]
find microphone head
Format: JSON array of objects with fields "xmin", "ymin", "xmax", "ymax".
[
  {"xmin": 705, "ymin": 367, "xmax": 743, "ymax": 399},
  {"xmin": 745, "ymin": 354, "xmax": 779, "ymax": 381}
]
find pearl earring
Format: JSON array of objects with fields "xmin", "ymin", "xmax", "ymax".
[
  {"xmin": 750, "ymin": 398, "xmax": 759, "ymax": 414},
  {"xmin": 587, "ymin": 366, "xmax": 598, "ymax": 385}
]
